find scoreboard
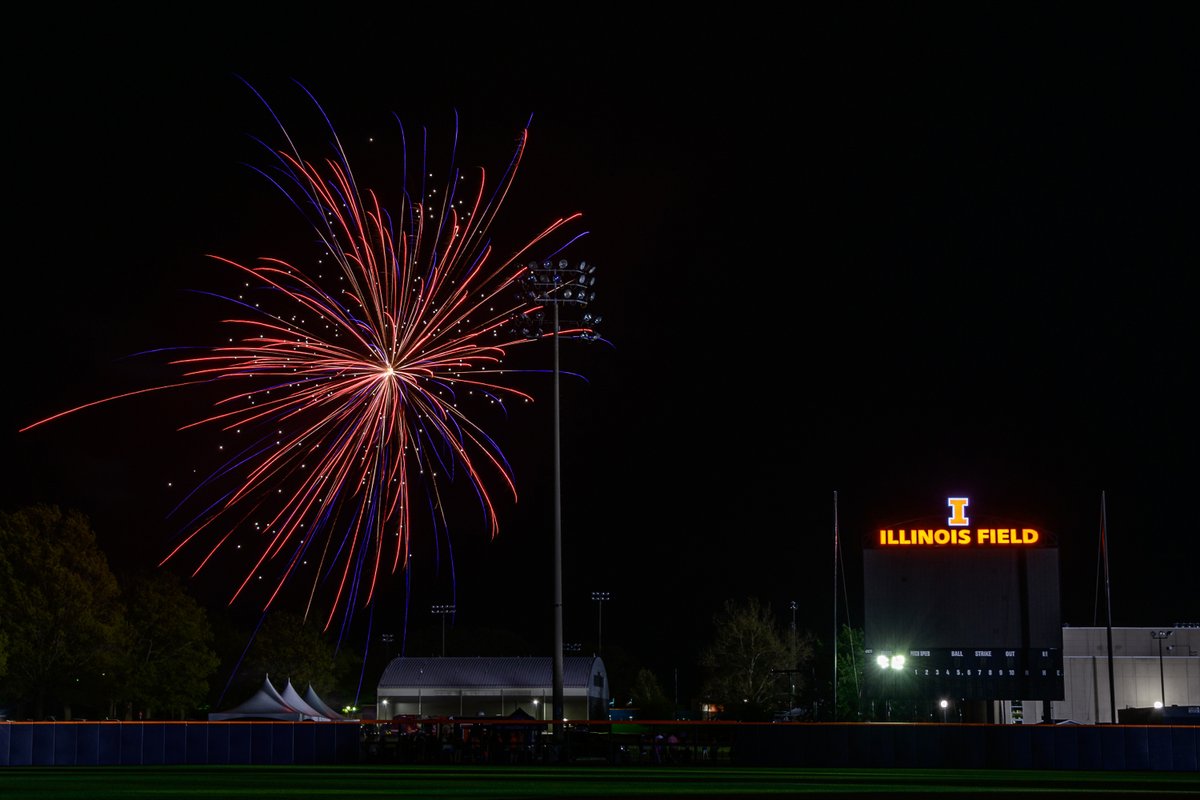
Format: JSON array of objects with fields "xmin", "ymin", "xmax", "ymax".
[{"xmin": 862, "ymin": 497, "xmax": 1064, "ymax": 701}]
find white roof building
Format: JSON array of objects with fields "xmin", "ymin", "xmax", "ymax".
[{"xmin": 376, "ymin": 656, "xmax": 609, "ymax": 722}]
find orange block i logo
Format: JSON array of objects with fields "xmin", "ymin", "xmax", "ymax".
[{"xmin": 947, "ymin": 497, "xmax": 970, "ymax": 526}]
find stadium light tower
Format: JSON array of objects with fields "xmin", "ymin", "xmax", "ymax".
[
  {"xmin": 874, "ymin": 652, "xmax": 906, "ymax": 721},
  {"xmin": 593, "ymin": 591, "xmax": 611, "ymax": 653},
  {"xmin": 431, "ymin": 604, "xmax": 455, "ymax": 656},
  {"xmin": 510, "ymin": 259, "xmax": 601, "ymax": 728}
]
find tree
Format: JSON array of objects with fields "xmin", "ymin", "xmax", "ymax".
[
  {"xmin": 833, "ymin": 624, "xmax": 866, "ymax": 721},
  {"xmin": 785, "ymin": 614, "xmax": 818, "ymax": 715},
  {"xmin": 629, "ymin": 668, "xmax": 673, "ymax": 720},
  {"xmin": 699, "ymin": 597, "xmax": 810, "ymax": 720},
  {"xmin": 0, "ymin": 626, "xmax": 8, "ymax": 682},
  {"xmin": 0, "ymin": 505, "xmax": 125, "ymax": 719},
  {"xmin": 240, "ymin": 610, "xmax": 339, "ymax": 698},
  {"xmin": 118, "ymin": 570, "xmax": 220, "ymax": 720}
]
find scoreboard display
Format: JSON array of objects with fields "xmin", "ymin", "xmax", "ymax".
[{"xmin": 862, "ymin": 497, "xmax": 1064, "ymax": 701}]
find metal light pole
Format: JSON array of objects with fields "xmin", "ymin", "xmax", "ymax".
[
  {"xmin": 789, "ymin": 600, "xmax": 798, "ymax": 708},
  {"xmin": 512, "ymin": 259, "xmax": 600, "ymax": 728},
  {"xmin": 431, "ymin": 604, "xmax": 455, "ymax": 656},
  {"xmin": 592, "ymin": 592, "xmax": 610, "ymax": 654},
  {"xmin": 1152, "ymin": 630, "xmax": 1173, "ymax": 707}
]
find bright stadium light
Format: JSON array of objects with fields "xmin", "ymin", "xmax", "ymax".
[{"xmin": 510, "ymin": 258, "xmax": 602, "ymax": 729}]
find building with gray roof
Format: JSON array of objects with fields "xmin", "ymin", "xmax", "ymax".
[{"xmin": 376, "ymin": 656, "xmax": 609, "ymax": 721}]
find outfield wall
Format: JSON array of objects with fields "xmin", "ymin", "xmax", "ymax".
[
  {"xmin": 0, "ymin": 720, "xmax": 1196, "ymax": 771},
  {"xmin": 730, "ymin": 723, "xmax": 1198, "ymax": 771},
  {"xmin": 0, "ymin": 721, "xmax": 361, "ymax": 766}
]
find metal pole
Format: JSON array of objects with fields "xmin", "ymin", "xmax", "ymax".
[
  {"xmin": 592, "ymin": 592, "xmax": 610, "ymax": 654},
  {"xmin": 1101, "ymin": 491, "xmax": 1116, "ymax": 723},
  {"xmin": 518, "ymin": 259, "xmax": 598, "ymax": 737},
  {"xmin": 1159, "ymin": 637, "xmax": 1165, "ymax": 705},
  {"xmin": 833, "ymin": 489, "xmax": 839, "ymax": 721},
  {"xmin": 1152, "ymin": 631, "xmax": 1172, "ymax": 707},
  {"xmin": 552, "ymin": 300, "xmax": 565, "ymax": 728},
  {"xmin": 432, "ymin": 605, "xmax": 454, "ymax": 656},
  {"xmin": 789, "ymin": 600, "xmax": 797, "ymax": 709}
]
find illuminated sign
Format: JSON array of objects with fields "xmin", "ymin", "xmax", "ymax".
[
  {"xmin": 947, "ymin": 497, "xmax": 970, "ymax": 526},
  {"xmin": 877, "ymin": 496, "xmax": 1041, "ymax": 547},
  {"xmin": 877, "ymin": 527, "xmax": 1040, "ymax": 546}
]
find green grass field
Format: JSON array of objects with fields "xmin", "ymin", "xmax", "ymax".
[{"xmin": 1, "ymin": 765, "xmax": 1197, "ymax": 799}]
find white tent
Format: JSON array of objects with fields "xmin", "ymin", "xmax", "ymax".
[
  {"xmin": 303, "ymin": 684, "xmax": 346, "ymax": 720},
  {"xmin": 280, "ymin": 678, "xmax": 329, "ymax": 720},
  {"xmin": 208, "ymin": 675, "xmax": 328, "ymax": 721}
]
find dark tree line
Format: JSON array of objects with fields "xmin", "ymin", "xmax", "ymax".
[
  {"xmin": 0, "ymin": 505, "xmax": 352, "ymax": 720},
  {"xmin": 2, "ymin": 504, "xmax": 850, "ymax": 722}
]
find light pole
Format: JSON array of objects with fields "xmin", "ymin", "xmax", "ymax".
[
  {"xmin": 875, "ymin": 653, "xmax": 906, "ymax": 722},
  {"xmin": 788, "ymin": 600, "xmax": 797, "ymax": 709},
  {"xmin": 1151, "ymin": 630, "xmax": 1173, "ymax": 708},
  {"xmin": 431, "ymin": 604, "xmax": 455, "ymax": 656},
  {"xmin": 592, "ymin": 591, "xmax": 610, "ymax": 654},
  {"xmin": 939, "ymin": 699, "xmax": 949, "ymax": 723},
  {"xmin": 512, "ymin": 259, "xmax": 600, "ymax": 728}
]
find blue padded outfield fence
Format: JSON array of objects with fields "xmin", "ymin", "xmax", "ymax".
[
  {"xmin": 0, "ymin": 721, "xmax": 361, "ymax": 766},
  {"xmin": 0, "ymin": 720, "xmax": 1195, "ymax": 771},
  {"xmin": 730, "ymin": 721, "xmax": 1197, "ymax": 771}
]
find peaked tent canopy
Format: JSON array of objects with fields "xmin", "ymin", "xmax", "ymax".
[
  {"xmin": 280, "ymin": 678, "xmax": 328, "ymax": 720},
  {"xmin": 304, "ymin": 684, "xmax": 346, "ymax": 720},
  {"xmin": 208, "ymin": 675, "xmax": 336, "ymax": 721}
]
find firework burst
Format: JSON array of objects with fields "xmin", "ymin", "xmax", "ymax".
[{"xmin": 22, "ymin": 79, "xmax": 592, "ymax": 635}]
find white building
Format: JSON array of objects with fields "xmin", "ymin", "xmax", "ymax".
[
  {"xmin": 376, "ymin": 656, "xmax": 609, "ymax": 722},
  {"xmin": 997, "ymin": 625, "xmax": 1200, "ymax": 724}
]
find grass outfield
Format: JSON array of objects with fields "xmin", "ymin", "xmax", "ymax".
[{"xmin": 1, "ymin": 765, "xmax": 1198, "ymax": 799}]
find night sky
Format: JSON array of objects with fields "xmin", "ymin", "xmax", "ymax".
[{"xmin": 5, "ymin": 7, "xmax": 1196, "ymax": 701}]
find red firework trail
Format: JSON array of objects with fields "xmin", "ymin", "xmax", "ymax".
[{"xmin": 21, "ymin": 80, "xmax": 591, "ymax": 631}]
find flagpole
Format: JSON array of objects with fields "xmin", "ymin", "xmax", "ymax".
[
  {"xmin": 832, "ymin": 489, "xmax": 839, "ymax": 720},
  {"xmin": 1101, "ymin": 490, "xmax": 1116, "ymax": 723}
]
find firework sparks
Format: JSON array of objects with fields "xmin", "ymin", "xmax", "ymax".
[{"xmin": 22, "ymin": 79, "xmax": 592, "ymax": 633}]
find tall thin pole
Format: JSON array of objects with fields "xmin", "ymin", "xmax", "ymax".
[
  {"xmin": 833, "ymin": 489, "xmax": 839, "ymax": 721},
  {"xmin": 431, "ymin": 605, "xmax": 454, "ymax": 656},
  {"xmin": 520, "ymin": 259, "xmax": 596, "ymax": 737},
  {"xmin": 1151, "ymin": 630, "xmax": 1172, "ymax": 707},
  {"xmin": 789, "ymin": 600, "xmax": 798, "ymax": 708},
  {"xmin": 552, "ymin": 300, "xmax": 565, "ymax": 727},
  {"xmin": 592, "ymin": 592, "xmax": 610, "ymax": 654},
  {"xmin": 1158, "ymin": 636, "xmax": 1166, "ymax": 705},
  {"xmin": 1101, "ymin": 491, "xmax": 1116, "ymax": 724}
]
